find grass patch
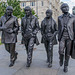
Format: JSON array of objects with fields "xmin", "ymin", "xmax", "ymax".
[{"xmin": 0, "ymin": 40, "xmax": 2, "ymax": 45}]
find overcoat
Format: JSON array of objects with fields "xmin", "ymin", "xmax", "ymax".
[
  {"xmin": 58, "ymin": 14, "xmax": 75, "ymax": 59},
  {"xmin": 0, "ymin": 14, "xmax": 19, "ymax": 43},
  {"xmin": 58, "ymin": 14, "xmax": 75, "ymax": 41},
  {"xmin": 21, "ymin": 15, "xmax": 39, "ymax": 45},
  {"xmin": 41, "ymin": 17, "xmax": 58, "ymax": 45}
]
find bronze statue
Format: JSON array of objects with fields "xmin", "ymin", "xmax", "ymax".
[
  {"xmin": 41, "ymin": 9, "xmax": 57, "ymax": 68},
  {"xmin": 21, "ymin": 6, "xmax": 39, "ymax": 67},
  {"xmin": 0, "ymin": 6, "xmax": 19, "ymax": 67},
  {"xmin": 58, "ymin": 3, "xmax": 75, "ymax": 72}
]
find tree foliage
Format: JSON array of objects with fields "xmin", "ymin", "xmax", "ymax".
[
  {"xmin": 7, "ymin": 0, "xmax": 21, "ymax": 18},
  {"xmin": 0, "ymin": 0, "xmax": 37, "ymax": 18},
  {"xmin": 0, "ymin": 2, "xmax": 6, "ymax": 17}
]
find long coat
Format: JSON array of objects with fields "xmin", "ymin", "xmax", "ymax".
[
  {"xmin": 58, "ymin": 14, "xmax": 75, "ymax": 41},
  {"xmin": 58, "ymin": 14, "xmax": 75, "ymax": 59},
  {"xmin": 41, "ymin": 17, "xmax": 58, "ymax": 45},
  {"xmin": 21, "ymin": 15, "xmax": 39, "ymax": 45},
  {"xmin": 0, "ymin": 14, "xmax": 19, "ymax": 43}
]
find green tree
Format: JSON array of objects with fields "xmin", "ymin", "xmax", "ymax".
[
  {"xmin": 0, "ymin": 2, "xmax": 7, "ymax": 17},
  {"xmin": 0, "ymin": 0, "xmax": 38, "ymax": 18},
  {"xmin": 7, "ymin": 0, "xmax": 21, "ymax": 18}
]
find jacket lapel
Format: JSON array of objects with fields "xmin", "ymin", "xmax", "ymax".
[{"xmin": 4, "ymin": 16, "xmax": 14, "ymax": 28}]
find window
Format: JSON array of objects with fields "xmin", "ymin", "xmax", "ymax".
[
  {"xmin": 21, "ymin": 2, "xmax": 26, "ymax": 7},
  {"xmin": 30, "ymin": 2, "xmax": 35, "ymax": 6},
  {"xmin": 41, "ymin": 1, "xmax": 44, "ymax": 6}
]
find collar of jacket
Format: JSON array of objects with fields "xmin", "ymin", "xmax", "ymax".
[
  {"xmin": 61, "ymin": 13, "xmax": 72, "ymax": 18},
  {"xmin": 4, "ymin": 13, "xmax": 13, "ymax": 18},
  {"xmin": 24, "ymin": 15, "xmax": 34, "ymax": 19}
]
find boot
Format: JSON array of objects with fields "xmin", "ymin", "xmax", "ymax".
[
  {"xmin": 48, "ymin": 63, "xmax": 52, "ymax": 68},
  {"xmin": 59, "ymin": 54, "xmax": 64, "ymax": 66},
  {"xmin": 9, "ymin": 60, "xmax": 14, "ymax": 67},
  {"xmin": 63, "ymin": 66, "xmax": 68, "ymax": 73},
  {"xmin": 48, "ymin": 57, "xmax": 52, "ymax": 68},
  {"xmin": 63, "ymin": 56, "xmax": 69, "ymax": 72},
  {"xmin": 26, "ymin": 62, "xmax": 31, "ymax": 67}
]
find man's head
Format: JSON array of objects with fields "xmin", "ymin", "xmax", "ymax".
[
  {"xmin": 46, "ymin": 9, "xmax": 52, "ymax": 18},
  {"xmin": 60, "ymin": 3, "xmax": 69, "ymax": 14},
  {"xmin": 6, "ymin": 6, "xmax": 13, "ymax": 16},
  {"xmin": 72, "ymin": 6, "xmax": 75, "ymax": 15},
  {"xmin": 24, "ymin": 6, "xmax": 32, "ymax": 17}
]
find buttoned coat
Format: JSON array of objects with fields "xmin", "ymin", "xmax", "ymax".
[
  {"xmin": 41, "ymin": 17, "xmax": 58, "ymax": 45},
  {"xmin": 58, "ymin": 14, "xmax": 75, "ymax": 41},
  {"xmin": 21, "ymin": 15, "xmax": 39, "ymax": 45}
]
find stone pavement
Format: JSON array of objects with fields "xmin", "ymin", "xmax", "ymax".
[{"xmin": 0, "ymin": 32, "xmax": 75, "ymax": 75}]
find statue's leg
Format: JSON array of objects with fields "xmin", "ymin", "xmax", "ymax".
[
  {"xmin": 26, "ymin": 38, "xmax": 35, "ymax": 67},
  {"xmin": 48, "ymin": 41, "xmax": 53, "ymax": 68},
  {"xmin": 64, "ymin": 39, "xmax": 72, "ymax": 72},
  {"xmin": 9, "ymin": 43, "xmax": 17, "ymax": 67},
  {"xmin": 59, "ymin": 39, "xmax": 65, "ymax": 66},
  {"xmin": 44, "ymin": 41, "xmax": 49, "ymax": 63},
  {"xmin": 25, "ymin": 41, "xmax": 29, "ymax": 54},
  {"xmin": 4, "ymin": 43, "xmax": 10, "ymax": 53}
]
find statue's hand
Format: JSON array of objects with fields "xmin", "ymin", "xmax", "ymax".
[
  {"xmin": 4, "ymin": 29, "xmax": 14, "ymax": 34},
  {"xmin": 0, "ymin": 26, "xmax": 7, "ymax": 30}
]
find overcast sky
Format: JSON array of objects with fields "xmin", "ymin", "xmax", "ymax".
[{"xmin": 60, "ymin": 0, "xmax": 75, "ymax": 13}]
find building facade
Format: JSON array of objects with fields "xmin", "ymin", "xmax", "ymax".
[
  {"xmin": 20, "ymin": 0, "xmax": 61, "ymax": 24},
  {"xmin": 0, "ymin": 0, "xmax": 61, "ymax": 24}
]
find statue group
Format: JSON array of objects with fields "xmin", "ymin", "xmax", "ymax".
[{"xmin": 0, "ymin": 3, "xmax": 75, "ymax": 73}]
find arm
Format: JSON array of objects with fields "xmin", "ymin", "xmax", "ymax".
[
  {"xmin": 53, "ymin": 21, "xmax": 58, "ymax": 36},
  {"xmin": 13, "ymin": 17, "xmax": 19, "ymax": 34},
  {"xmin": 32, "ymin": 18, "xmax": 40, "ymax": 35},
  {"xmin": 21, "ymin": 18, "xmax": 25, "ymax": 37},
  {"xmin": 41, "ymin": 20, "xmax": 45, "ymax": 36},
  {"xmin": 0, "ymin": 18, "xmax": 4, "ymax": 31},
  {"xmin": 58, "ymin": 17, "xmax": 61, "ymax": 41}
]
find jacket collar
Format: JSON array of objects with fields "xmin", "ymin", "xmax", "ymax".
[
  {"xmin": 61, "ymin": 13, "xmax": 72, "ymax": 18},
  {"xmin": 24, "ymin": 15, "xmax": 34, "ymax": 19}
]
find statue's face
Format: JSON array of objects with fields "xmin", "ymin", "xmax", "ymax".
[
  {"xmin": 61, "ymin": 6, "xmax": 69, "ymax": 13},
  {"xmin": 25, "ymin": 9, "xmax": 31, "ymax": 17},
  {"xmin": 6, "ymin": 9, "xmax": 12, "ymax": 16},
  {"xmin": 46, "ymin": 11, "xmax": 52, "ymax": 18}
]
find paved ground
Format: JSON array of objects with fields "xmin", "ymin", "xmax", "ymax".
[{"xmin": 0, "ymin": 32, "xmax": 75, "ymax": 75}]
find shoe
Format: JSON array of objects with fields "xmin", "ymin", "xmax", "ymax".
[
  {"xmin": 48, "ymin": 63, "xmax": 52, "ymax": 68},
  {"xmin": 26, "ymin": 63, "xmax": 30, "ymax": 67},
  {"xmin": 59, "ymin": 61, "xmax": 63, "ymax": 66},
  {"xmin": 63, "ymin": 66, "xmax": 68, "ymax": 73},
  {"xmin": 9, "ymin": 61, "xmax": 14, "ymax": 67}
]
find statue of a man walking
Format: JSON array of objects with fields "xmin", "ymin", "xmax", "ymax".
[
  {"xmin": 21, "ymin": 6, "xmax": 39, "ymax": 67},
  {"xmin": 0, "ymin": 6, "xmax": 19, "ymax": 67},
  {"xmin": 58, "ymin": 3, "xmax": 75, "ymax": 72}
]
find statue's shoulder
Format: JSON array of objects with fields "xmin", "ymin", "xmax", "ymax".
[
  {"xmin": 51, "ymin": 17, "xmax": 56, "ymax": 22},
  {"xmin": 58, "ymin": 15, "xmax": 63, "ymax": 19},
  {"xmin": 42, "ymin": 17, "xmax": 46, "ymax": 22},
  {"xmin": 12, "ymin": 15, "xmax": 17, "ymax": 19},
  {"xmin": 32, "ymin": 15, "xmax": 37, "ymax": 20},
  {"xmin": 22, "ymin": 15, "xmax": 26, "ymax": 20}
]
